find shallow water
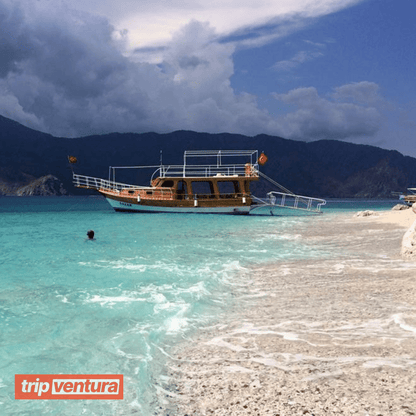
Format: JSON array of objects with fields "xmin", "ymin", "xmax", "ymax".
[{"xmin": 0, "ymin": 197, "xmax": 398, "ymax": 414}]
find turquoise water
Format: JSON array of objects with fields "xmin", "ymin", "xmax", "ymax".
[{"xmin": 0, "ymin": 197, "xmax": 397, "ymax": 415}]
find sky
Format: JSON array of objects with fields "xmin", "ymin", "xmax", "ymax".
[{"xmin": 1, "ymin": 0, "xmax": 415, "ymax": 156}]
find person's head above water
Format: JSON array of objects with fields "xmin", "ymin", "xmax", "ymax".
[{"xmin": 87, "ymin": 230, "xmax": 95, "ymax": 239}]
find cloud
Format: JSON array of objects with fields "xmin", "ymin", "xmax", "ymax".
[
  {"xmin": 0, "ymin": 0, "xmax": 382, "ymax": 143},
  {"xmin": 0, "ymin": 1, "xmax": 32, "ymax": 77},
  {"xmin": 272, "ymin": 50, "xmax": 324, "ymax": 71},
  {"xmin": 272, "ymin": 83, "xmax": 383, "ymax": 140},
  {"xmin": 271, "ymin": 38, "xmax": 328, "ymax": 72},
  {"xmin": 303, "ymin": 40, "xmax": 326, "ymax": 48},
  {"xmin": 67, "ymin": 0, "xmax": 365, "ymax": 54},
  {"xmin": 332, "ymin": 81, "xmax": 381, "ymax": 104},
  {"xmin": 0, "ymin": 2, "xmax": 272, "ymax": 137}
]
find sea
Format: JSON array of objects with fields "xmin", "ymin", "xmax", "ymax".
[{"xmin": 0, "ymin": 196, "xmax": 398, "ymax": 415}]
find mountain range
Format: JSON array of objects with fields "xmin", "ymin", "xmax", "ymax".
[{"xmin": 0, "ymin": 114, "xmax": 414, "ymax": 198}]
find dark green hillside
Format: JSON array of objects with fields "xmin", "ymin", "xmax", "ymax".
[{"xmin": 1, "ymin": 115, "xmax": 415, "ymax": 198}]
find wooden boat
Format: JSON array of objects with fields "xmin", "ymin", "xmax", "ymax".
[{"xmin": 72, "ymin": 150, "xmax": 326, "ymax": 215}]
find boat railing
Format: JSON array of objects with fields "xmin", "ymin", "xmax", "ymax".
[
  {"xmin": 251, "ymin": 191, "xmax": 326, "ymax": 214},
  {"xmin": 73, "ymin": 173, "xmax": 152, "ymax": 192},
  {"xmin": 156, "ymin": 164, "xmax": 259, "ymax": 179}
]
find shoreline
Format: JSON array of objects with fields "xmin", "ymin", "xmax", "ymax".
[
  {"xmin": 168, "ymin": 209, "xmax": 416, "ymax": 415},
  {"xmin": 358, "ymin": 206, "xmax": 416, "ymax": 229}
]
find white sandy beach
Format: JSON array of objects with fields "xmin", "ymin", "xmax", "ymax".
[
  {"xmin": 365, "ymin": 208, "xmax": 416, "ymax": 229},
  {"xmin": 168, "ymin": 208, "xmax": 416, "ymax": 415}
]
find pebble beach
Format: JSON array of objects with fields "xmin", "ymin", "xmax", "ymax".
[{"xmin": 168, "ymin": 208, "xmax": 416, "ymax": 415}]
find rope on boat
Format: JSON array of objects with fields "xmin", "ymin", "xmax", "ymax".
[{"xmin": 258, "ymin": 171, "xmax": 294, "ymax": 195}]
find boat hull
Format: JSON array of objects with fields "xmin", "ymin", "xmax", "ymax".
[{"xmin": 105, "ymin": 197, "xmax": 251, "ymax": 215}]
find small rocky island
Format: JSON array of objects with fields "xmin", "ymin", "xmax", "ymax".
[{"xmin": 0, "ymin": 175, "xmax": 67, "ymax": 196}]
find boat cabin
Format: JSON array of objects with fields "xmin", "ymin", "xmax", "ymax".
[{"xmin": 109, "ymin": 161, "xmax": 258, "ymax": 209}]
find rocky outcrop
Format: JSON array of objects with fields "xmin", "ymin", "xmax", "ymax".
[
  {"xmin": 392, "ymin": 204, "xmax": 410, "ymax": 210},
  {"xmin": 14, "ymin": 175, "xmax": 67, "ymax": 196},
  {"xmin": 0, "ymin": 180, "xmax": 18, "ymax": 195},
  {"xmin": 354, "ymin": 210, "xmax": 378, "ymax": 217},
  {"xmin": 401, "ymin": 204, "xmax": 416, "ymax": 259}
]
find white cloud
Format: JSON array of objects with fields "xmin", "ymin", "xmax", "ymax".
[
  {"xmin": 272, "ymin": 50, "xmax": 324, "ymax": 71},
  {"xmin": 272, "ymin": 84, "xmax": 383, "ymax": 140},
  {"xmin": 303, "ymin": 40, "xmax": 326, "ymax": 48},
  {"xmin": 271, "ymin": 37, "xmax": 327, "ymax": 72},
  {"xmin": 66, "ymin": 0, "xmax": 365, "ymax": 54},
  {"xmin": 332, "ymin": 81, "xmax": 381, "ymax": 104}
]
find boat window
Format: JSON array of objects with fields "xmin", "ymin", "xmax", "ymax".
[
  {"xmin": 218, "ymin": 181, "xmax": 240, "ymax": 194},
  {"xmin": 191, "ymin": 181, "xmax": 215, "ymax": 199},
  {"xmin": 128, "ymin": 190, "xmax": 135, "ymax": 194},
  {"xmin": 161, "ymin": 180, "xmax": 174, "ymax": 187},
  {"xmin": 146, "ymin": 191, "xmax": 153, "ymax": 195},
  {"xmin": 177, "ymin": 180, "xmax": 188, "ymax": 200}
]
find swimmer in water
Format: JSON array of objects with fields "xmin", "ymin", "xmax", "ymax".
[{"xmin": 87, "ymin": 230, "xmax": 95, "ymax": 240}]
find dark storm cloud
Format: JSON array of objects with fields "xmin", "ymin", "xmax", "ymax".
[
  {"xmin": 0, "ymin": 0, "xmax": 384, "ymax": 143},
  {"xmin": 0, "ymin": 0, "xmax": 151, "ymax": 135},
  {"xmin": 0, "ymin": 1, "xmax": 33, "ymax": 76},
  {"xmin": 0, "ymin": 3, "xmax": 274, "ymax": 137}
]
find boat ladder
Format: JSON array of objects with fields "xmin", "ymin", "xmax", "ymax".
[{"xmin": 250, "ymin": 192, "xmax": 326, "ymax": 215}]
